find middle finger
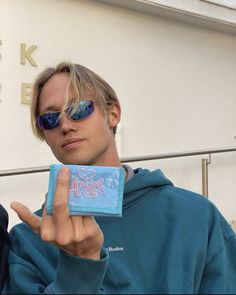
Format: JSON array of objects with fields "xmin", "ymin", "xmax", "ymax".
[{"xmin": 53, "ymin": 167, "xmax": 71, "ymax": 226}]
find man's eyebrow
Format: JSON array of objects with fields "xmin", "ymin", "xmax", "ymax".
[{"xmin": 41, "ymin": 105, "xmax": 62, "ymax": 113}]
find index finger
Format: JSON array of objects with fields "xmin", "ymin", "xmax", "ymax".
[{"xmin": 11, "ymin": 201, "xmax": 41, "ymax": 234}]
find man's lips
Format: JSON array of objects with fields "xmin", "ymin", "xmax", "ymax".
[{"xmin": 61, "ymin": 139, "xmax": 85, "ymax": 148}]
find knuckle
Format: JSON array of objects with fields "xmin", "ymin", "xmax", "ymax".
[
  {"xmin": 85, "ymin": 225, "xmax": 99, "ymax": 240},
  {"xmin": 41, "ymin": 229, "xmax": 53, "ymax": 242},
  {"xmin": 57, "ymin": 170, "xmax": 70, "ymax": 186},
  {"xmin": 56, "ymin": 233, "xmax": 70, "ymax": 246},
  {"xmin": 57, "ymin": 177, "xmax": 69, "ymax": 186},
  {"xmin": 86, "ymin": 227, "xmax": 95, "ymax": 238},
  {"xmin": 53, "ymin": 200, "xmax": 67, "ymax": 211},
  {"xmin": 73, "ymin": 231, "xmax": 82, "ymax": 243}
]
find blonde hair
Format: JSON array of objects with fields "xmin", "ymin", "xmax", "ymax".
[{"xmin": 31, "ymin": 62, "xmax": 120, "ymax": 140}]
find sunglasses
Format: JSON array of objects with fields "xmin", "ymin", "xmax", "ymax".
[{"xmin": 36, "ymin": 100, "xmax": 94, "ymax": 130}]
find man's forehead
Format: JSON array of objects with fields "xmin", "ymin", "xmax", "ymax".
[{"xmin": 39, "ymin": 72, "xmax": 100, "ymax": 111}]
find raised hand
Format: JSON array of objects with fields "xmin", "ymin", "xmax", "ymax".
[{"xmin": 11, "ymin": 167, "xmax": 104, "ymax": 260}]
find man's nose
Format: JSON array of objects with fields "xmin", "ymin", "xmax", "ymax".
[{"xmin": 60, "ymin": 113, "xmax": 77, "ymax": 132}]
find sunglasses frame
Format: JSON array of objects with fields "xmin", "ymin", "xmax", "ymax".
[{"xmin": 36, "ymin": 100, "xmax": 95, "ymax": 130}]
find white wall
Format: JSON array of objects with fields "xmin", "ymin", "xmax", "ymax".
[{"xmin": 0, "ymin": 0, "xmax": 236, "ymax": 229}]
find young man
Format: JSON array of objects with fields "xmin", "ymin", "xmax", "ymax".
[
  {"xmin": 4, "ymin": 62, "xmax": 236, "ymax": 294},
  {"xmin": 0, "ymin": 205, "xmax": 9, "ymax": 292}
]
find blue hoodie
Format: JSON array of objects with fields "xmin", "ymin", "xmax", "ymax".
[{"xmin": 3, "ymin": 168, "xmax": 236, "ymax": 294}]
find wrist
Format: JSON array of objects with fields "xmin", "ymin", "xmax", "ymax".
[{"xmin": 63, "ymin": 248, "xmax": 101, "ymax": 260}]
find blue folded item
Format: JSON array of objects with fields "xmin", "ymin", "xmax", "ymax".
[{"xmin": 46, "ymin": 164, "xmax": 125, "ymax": 217}]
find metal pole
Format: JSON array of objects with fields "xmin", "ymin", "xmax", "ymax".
[
  {"xmin": 0, "ymin": 146, "xmax": 233, "ymax": 177},
  {"xmin": 202, "ymin": 159, "xmax": 208, "ymax": 198},
  {"xmin": 202, "ymin": 154, "xmax": 211, "ymax": 198}
]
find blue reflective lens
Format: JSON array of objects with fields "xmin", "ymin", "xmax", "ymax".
[
  {"xmin": 37, "ymin": 112, "xmax": 60, "ymax": 130},
  {"xmin": 37, "ymin": 100, "xmax": 95, "ymax": 130},
  {"xmin": 67, "ymin": 100, "xmax": 94, "ymax": 121}
]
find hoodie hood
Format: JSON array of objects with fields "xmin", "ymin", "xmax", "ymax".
[{"xmin": 123, "ymin": 168, "xmax": 173, "ymax": 211}]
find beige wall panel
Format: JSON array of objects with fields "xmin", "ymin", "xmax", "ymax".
[{"xmin": 0, "ymin": 0, "xmax": 235, "ymax": 228}]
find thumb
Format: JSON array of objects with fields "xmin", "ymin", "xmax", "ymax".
[{"xmin": 11, "ymin": 201, "xmax": 41, "ymax": 234}]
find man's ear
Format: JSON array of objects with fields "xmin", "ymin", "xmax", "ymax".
[{"xmin": 108, "ymin": 103, "xmax": 121, "ymax": 129}]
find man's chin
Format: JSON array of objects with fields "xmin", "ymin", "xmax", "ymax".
[{"xmin": 59, "ymin": 157, "xmax": 91, "ymax": 166}]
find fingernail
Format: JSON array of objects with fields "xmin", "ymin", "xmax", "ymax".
[{"xmin": 59, "ymin": 167, "xmax": 70, "ymax": 176}]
